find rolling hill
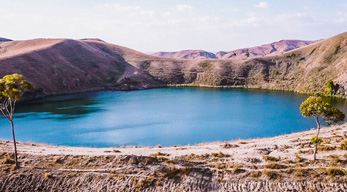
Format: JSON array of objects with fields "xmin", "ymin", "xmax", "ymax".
[
  {"xmin": 0, "ymin": 38, "xmax": 163, "ymax": 99},
  {"xmin": 0, "ymin": 32, "xmax": 346, "ymax": 100}
]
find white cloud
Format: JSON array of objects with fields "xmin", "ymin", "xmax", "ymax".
[
  {"xmin": 139, "ymin": 10, "xmax": 155, "ymax": 16},
  {"xmin": 276, "ymin": 13, "xmax": 304, "ymax": 21},
  {"xmin": 254, "ymin": 2, "xmax": 268, "ymax": 9},
  {"xmin": 176, "ymin": 4, "xmax": 192, "ymax": 11},
  {"xmin": 162, "ymin": 11, "xmax": 171, "ymax": 17},
  {"xmin": 98, "ymin": 3, "xmax": 141, "ymax": 12}
]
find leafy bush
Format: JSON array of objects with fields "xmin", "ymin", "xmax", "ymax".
[
  {"xmin": 325, "ymin": 80, "xmax": 339, "ymax": 95},
  {"xmin": 311, "ymin": 136, "xmax": 323, "ymax": 146}
]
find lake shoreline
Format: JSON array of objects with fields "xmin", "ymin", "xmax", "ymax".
[
  {"xmin": 1, "ymin": 123, "xmax": 347, "ymax": 191},
  {"xmin": 22, "ymin": 83, "xmax": 347, "ymax": 104}
]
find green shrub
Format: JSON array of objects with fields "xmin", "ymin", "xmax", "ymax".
[{"xmin": 325, "ymin": 80, "xmax": 339, "ymax": 95}]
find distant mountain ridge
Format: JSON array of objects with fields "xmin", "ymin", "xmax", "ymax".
[
  {"xmin": 152, "ymin": 40, "xmax": 317, "ymax": 60},
  {"xmin": 0, "ymin": 37, "xmax": 12, "ymax": 42},
  {"xmin": 152, "ymin": 50, "xmax": 217, "ymax": 59}
]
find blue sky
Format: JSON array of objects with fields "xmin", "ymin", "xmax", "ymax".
[{"xmin": 0, "ymin": 0, "xmax": 346, "ymax": 52}]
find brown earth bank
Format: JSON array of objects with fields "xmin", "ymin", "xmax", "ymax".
[
  {"xmin": 1, "ymin": 123, "xmax": 347, "ymax": 191},
  {"xmin": 0, "ymin": 32, "xmax": 346, "ymax": 101}
]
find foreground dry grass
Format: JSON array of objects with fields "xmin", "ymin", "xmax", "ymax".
[{"xmin": 1, "ymin": 124, "xmax": 347, "ymax": 191}]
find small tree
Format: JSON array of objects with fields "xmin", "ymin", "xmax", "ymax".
[
  {"xmin": 310, "ymin": 136, "xmax": 323, "ymax": 161},
  {"xmin": 325, "ymin": 80, "xmax": 339, "ymax": 95},
  {"xmin": 0, "ymin": 74, "xmax": 33, "ymax": 167},
  {"xmin": 300, "ymin": 96, "xmax": 345, "ymax": 160},
  {"xmin": 245, "ymin": 50, "xmax": 250, "ymax": 57}
]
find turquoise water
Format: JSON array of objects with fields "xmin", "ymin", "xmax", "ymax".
[{"xmin": 0, "ymin": 88, "xmax": 346, "ymax": 147}]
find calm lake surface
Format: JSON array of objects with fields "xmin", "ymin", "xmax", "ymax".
[{"xmin": 0, "ymin": 88, "xmax": 346, "ymax": 147}]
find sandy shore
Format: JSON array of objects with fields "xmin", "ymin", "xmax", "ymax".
[
  {"xmin": 1, "ymin": 123, "xmax": 347, "ymax": 191},
  {"xmin": 1, "ymin": 123, "xmax": 346, "ymax": 160}
]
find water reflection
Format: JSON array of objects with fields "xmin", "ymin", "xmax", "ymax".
[{"xmin": 15, "ymin": 93, "xmax": 103, "ymax": 120}]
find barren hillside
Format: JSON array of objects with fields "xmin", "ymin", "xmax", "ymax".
[
  {"xmin": 131, "ymin": 32, "xmax": 347, "ymax": 96},
  {"xmin": 0, "ymin": 32, "xmax": 346, "ymax": 99},
  {"xmin": 0, "ymin": 38, "xmax": 163, "ymax": 99}
]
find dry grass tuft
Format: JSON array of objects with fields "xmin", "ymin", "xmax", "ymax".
[
  {"xmin": 263, "ymin": 155, "xmax": 280, "ymax": 162},
  {"xmin": 211, "ymin": 152, "xmax": 230, "ymax": 158},
  {"xmin": 265, "ymin": 163, "xmax": 288, "ymax": 169},
  {"xmin": 222, "ymin": 142, "xmax": 239, "ymax": 149},
  {"xmin": 340, "ymin": 140, "xmax": 347, "ymax": 150},
  {"xmin": 44, "ymin": 172, "xmax": 53, "ymax": 179},
  {"xmin": 263, "ymin": 170, "xmax": 279, "ymax": 179}
]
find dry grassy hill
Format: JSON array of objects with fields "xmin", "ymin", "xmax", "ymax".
[
  {"xmin": 129, "ymin": 32, "xmax": 347, "ymax": 96},
  {"xmin": 0, "ymin": 32, "xmax": 346, "ymax": 99},
  {"xmin": 0, "ymin": 38, "xmax": 163, "ymax": 99}
]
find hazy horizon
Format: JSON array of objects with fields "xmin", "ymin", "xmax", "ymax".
[{"xmin": 1, "ymin": 0, "xmax": 346, "ymax": 52}]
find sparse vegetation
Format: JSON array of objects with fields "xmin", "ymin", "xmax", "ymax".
[
  {"xmin": 265, "ymin": 163, "xmax": 288, "ymax": 169},
  {"xmin": 326, "ymin": 167, "xmax": 345, "ymax": 176},
  {"xmin": 340, "ymin": 140, "xmax": 347, "ymax": 150},
  {"xmin": 263, "ymin": 155, "xmax": 280, "ymax": 162},
  {"xmin": 0, "ymin": 74, "xmax": 33, "ymax": 167},
  {"xmin": 44, "ymin": 172, "xmax": 53, "ymax": 179},
  {"xmin": 263, "ymin": 170, "xmax": 279, "ymax": 179},
  {"xmin": 325, "ymin": 80, "xmax": 339, "ymax": 95},
  {"xmin": 245, "ymin": 50, "xmax": 250, "ymax": 57},
  {"xmin": 300, "ymin": 96, "xmax": 345, "ymax": 160},
  {"xmin": 222, "ymin": 142, "xmax": 239, "ymax": 148},
  {"xmin": 211, "ymin": 152, "xmax": 229, "ymax": 158},
  {"xmin": 311, "ymin": 136, "xmax": 323, "ymax": 160}
]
